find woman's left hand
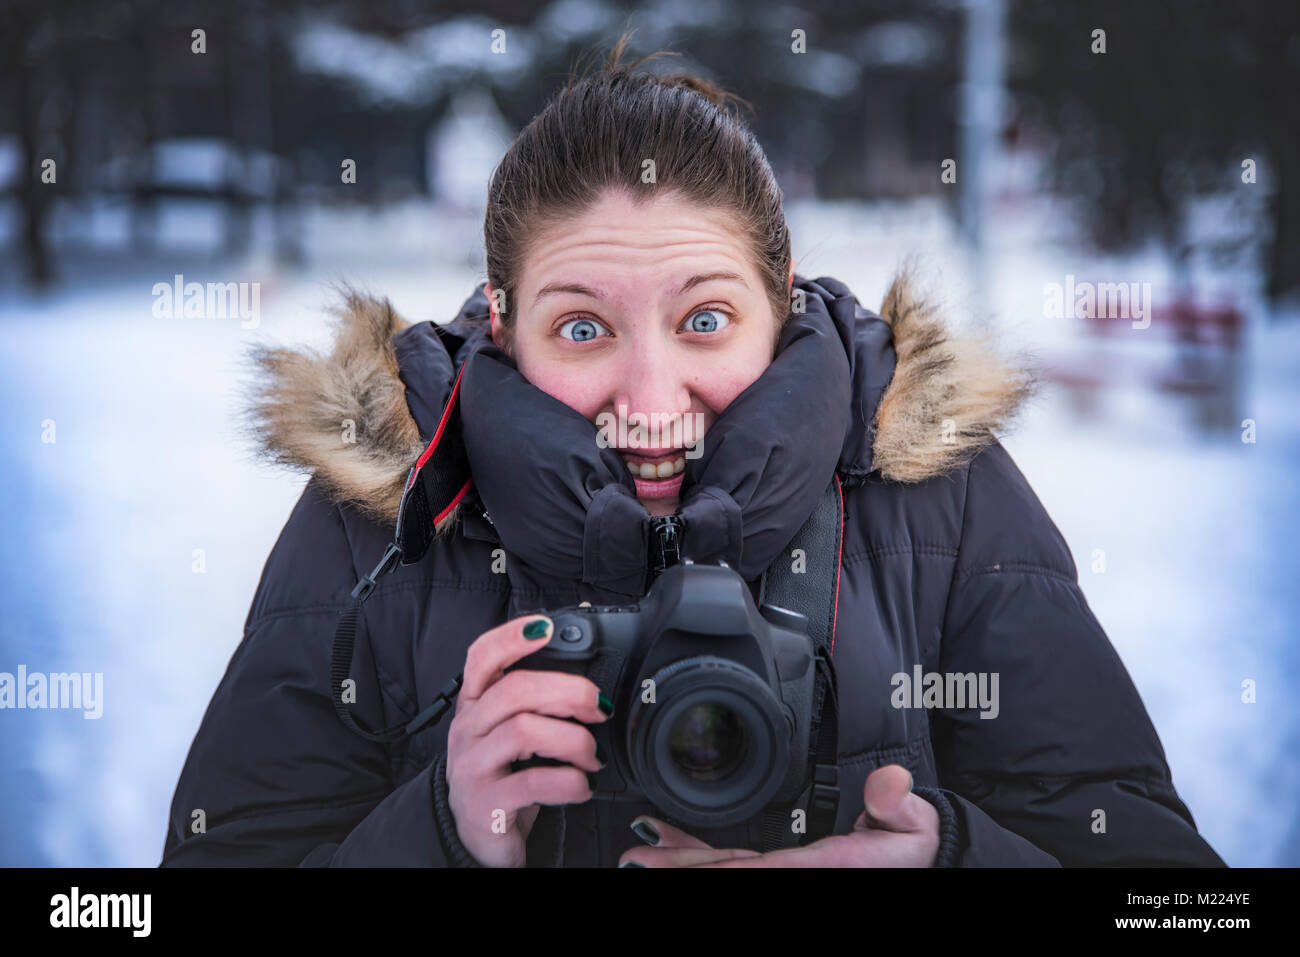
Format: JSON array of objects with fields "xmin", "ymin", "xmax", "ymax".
[{"xmin": 617, "ymin": 764, "xmax": 940, "ymax": 868}]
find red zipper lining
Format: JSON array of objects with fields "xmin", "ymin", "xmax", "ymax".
[{"xmin": 411, "ymin": 363, "xmax": 466, "ymax": 481}]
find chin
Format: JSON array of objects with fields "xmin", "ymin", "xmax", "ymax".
[{"xmin": 643, "ymin": 498, "xmax": 680, "ymax": 517}]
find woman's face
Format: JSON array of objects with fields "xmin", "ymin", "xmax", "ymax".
[{"xmin": 494, "ymin": 188, "xmax": 782, "ymax": 517}]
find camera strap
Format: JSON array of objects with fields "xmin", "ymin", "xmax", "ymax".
[
  {"xmin": 329, "ymin": 365, "xmax": 473, "ymax": 744},
  {"xmin": 756, "ymin": 474, "xmax": 844, "ymax": 850}
]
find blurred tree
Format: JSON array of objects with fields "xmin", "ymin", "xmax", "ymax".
[
  {"xmin": 4, "ymin": 0, "xmax": 63, "ymax": 285},
  {"xmin": 1008, "ymin": 0, "xmax": 1300, "ymax": 311}
]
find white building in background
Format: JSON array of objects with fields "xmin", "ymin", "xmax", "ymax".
[{"xmin": 426, "ymin": 88, "xmax": 515, "ymax": 215}]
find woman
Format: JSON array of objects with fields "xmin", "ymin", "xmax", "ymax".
[{"xmin": 161, "ymin": 41, "xmax": 1224, "ymax": 868}]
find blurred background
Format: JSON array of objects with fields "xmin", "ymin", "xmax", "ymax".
[{"xmin": 1, "ymin": 0, "xmax": 1297, "ymax": 867}]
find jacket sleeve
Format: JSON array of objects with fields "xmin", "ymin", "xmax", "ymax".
[
  {"xmin": 920, "ymin": 443, "xmax": 1226, "ymax": 867},
  {"xmin": 160, "ymin": 480, "xmax": 476, "ymax": 867}
]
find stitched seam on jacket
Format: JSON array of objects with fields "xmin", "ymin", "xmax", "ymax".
[
  {"xmin": 173, "ymin": 791, "xmax": 391, "ymax": 834},
  {"xmin": 838, "ymin": 723, "xmax": 932, "ymax": 766},
  {"xmin": 935, "ymin": 457, "xmax": 976, "ymax": 658},
  {"xmin": 376, "ymin": 578, "xmax": 546, "ymax": 599},
  {"xmin": 953, "ymin": 562, "xmax": 1076, "ymax": 586},
  {"xmin": 947, "ymin": 767, "xmax": 1175, "ymax": 789},
  {"xmin": 245, "ymin": 604, "xmax": 354, "ymax": 631},
  {"xmin": 841, "ymin": 543, "xmax": 959, "ymax": 567},
  {"xmin": 244, "ymin": 578, "xmax": 519, "ymax": 632},
  {"xmin": 364, "ymin": 578, "xmax": 520, "ymax": 597}
]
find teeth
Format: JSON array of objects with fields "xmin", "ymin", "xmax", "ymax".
[{"xmin": 624, "ymin": 455, "xmax": 687, "ymax": 480}]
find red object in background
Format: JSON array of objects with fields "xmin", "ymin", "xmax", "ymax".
[
  {"xmin": 1043, "ymin": 293, "xmax": 1247, "ymax": 427},
  {"xmin": 1084, "ymin": 297, "xmax": 1244, "ymax": 350}
]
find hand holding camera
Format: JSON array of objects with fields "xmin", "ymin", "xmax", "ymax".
[
  {"xmin": 444, "ymin": 614, "xmax": 612, "ymax": 868},
  {"xmin": 444, "ymin": 561, "xmax": 937, "ymax": 868}
]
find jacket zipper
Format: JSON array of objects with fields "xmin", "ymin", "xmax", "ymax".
[{"xmin": 648, "ymin": 515, "xmax": 684, "ymax": 583}]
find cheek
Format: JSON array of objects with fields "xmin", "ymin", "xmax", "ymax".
[
  {"xmin": 517, "ymin": 362, "xmax": 612, "ymax": 421},
  {"xmin": 692, "ymin": 371, "xmax": 752, "ymax": 413},
  {"xmin": 685, "ymin": 347, "xmax": 774, "ymax": 415}
]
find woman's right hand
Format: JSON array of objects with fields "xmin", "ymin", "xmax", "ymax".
[{"xmin": 445, "ymin": 614, "xmax": 612, "ymax": 867}]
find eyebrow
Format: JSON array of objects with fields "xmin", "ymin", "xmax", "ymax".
[
  {"xmin": 533, "ymin": 271, "xmax": 748, "ymax": 307},
  {"xmin": 676, "ymin": 271, "xmax": 747, "ymax": 296}
]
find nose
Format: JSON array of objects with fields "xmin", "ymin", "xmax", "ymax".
[{"xmin": 611, "ymin": 335, "xmax": 693, "ymax": 444}]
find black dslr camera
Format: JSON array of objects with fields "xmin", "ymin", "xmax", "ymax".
[{"xmin": 506, "ymin": 560, "xmax": 819, "ymax": 829}]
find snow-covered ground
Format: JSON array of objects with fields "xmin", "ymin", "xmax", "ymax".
[{"xmin": 0, "ymin": 198, "xmax": 1295, "ymax": 866}]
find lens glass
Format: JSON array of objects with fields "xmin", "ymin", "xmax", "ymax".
[{"xmin": 667, "ymin": 702, "xmax": 748, "ymax": 781}]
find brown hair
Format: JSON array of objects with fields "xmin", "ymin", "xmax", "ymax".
[{"xmin": 480, "ymin": 31, "xmax": 792, "ymax": 354}]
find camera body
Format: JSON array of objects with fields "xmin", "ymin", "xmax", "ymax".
[{"xmin": 505, "ymin": 561, "xmax": 818, "ymax": 828}]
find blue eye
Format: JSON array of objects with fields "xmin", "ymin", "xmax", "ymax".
[
  {"xmin": 559, "ymin": 317, "xmax": 609, "ymax": 342},
  {"xmin": 684, "ymin": 309, "xmax": 729, "ymax": 333}
]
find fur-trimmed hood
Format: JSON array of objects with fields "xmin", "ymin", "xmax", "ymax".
[{"xmin": 242, "ymin": 272, "xmax": 1034, "ymax": 537}]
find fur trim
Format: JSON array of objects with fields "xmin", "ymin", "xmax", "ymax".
[
  {"xmin": 870, "ymin": 272, "xmax": 1036, "ymax": 483},
  {"xmin": 240, "ymin": 287, "xmax": 430, "ymax": 527},
  {"xmin": 240, "ymin": 273, "xmax": 1034, "ymax": 526}
]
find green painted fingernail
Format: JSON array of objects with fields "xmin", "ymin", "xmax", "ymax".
[
  {"xmin": 596, "ymin": 743, "xmax": 607, "ymax": 767},
  {"xmin": 523, "ymin": 618, "xmax": 550, "ymax": 640},
  {"xmin": 631, "ymin": 818, "xmax": 660, "ymax": 846},
  {"xmin": 598, "ymin": 692, "xmax": 614, "ymax": 717},
  {"xmin": 619, "ymin": 860, "xmax": 646, "ymax": 868}
]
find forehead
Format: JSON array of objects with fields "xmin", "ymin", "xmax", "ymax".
[{"xmin": 518, "ymin": 190, "xmax": 759, "ymax": 295}]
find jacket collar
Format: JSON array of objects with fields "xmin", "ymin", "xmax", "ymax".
[{"xmin": 451, "ymin": 281, "xmax": 859, "ymax": 596}]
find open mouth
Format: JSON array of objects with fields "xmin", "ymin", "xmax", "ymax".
[
  {"xmin": 619, "ymin": 449, "xmax": 688, "ymax": 501},
  {"xmin": 620, "ymin": 450, "xmax": 688, "ymax": 481}
]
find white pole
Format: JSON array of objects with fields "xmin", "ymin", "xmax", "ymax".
[{"xmin": 959, "ymin": 0, "xmax": 1006, "ymax": 314}]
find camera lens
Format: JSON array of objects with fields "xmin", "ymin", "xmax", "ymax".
[
  {"xmin": 627, "ymin": 655, "xmax": 790, "ymax": 828},
  {"xmin": 668, "ymin": 703, "xmax": 749, "ymax": 781}
]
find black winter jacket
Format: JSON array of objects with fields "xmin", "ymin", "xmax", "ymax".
[{"xmin": 161, "ymin": 273, "xmax": 1226, "ymax": 867}]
